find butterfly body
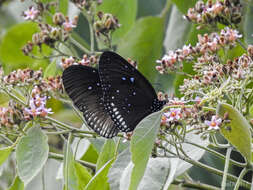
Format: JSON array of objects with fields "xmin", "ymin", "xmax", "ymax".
[{"xmin": 62, "ymin": 51, "xmax": 166, "ymax": 138}]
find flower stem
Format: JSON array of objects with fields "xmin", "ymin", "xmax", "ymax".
[
  {"xmin": 164, "ymin": 148, "xmax": 251, "ymax": 188},
  {"xmin": 234, "ymin": 167, "xmax": 248, "ymax": 190},
  {"xmin": 49, "ymin": 152, "xmax": 96, "ymax": 171},
  {"xmin": 172, "ymin": 179, "xmax": 220, "ymax": 190},
  {"xmin": 221, "ymin": 147, "xmax": 233, "ymax": 190}
]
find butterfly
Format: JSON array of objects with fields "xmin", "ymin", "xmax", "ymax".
[{"xmin": 62, "ymin": 51, "xmax": 166, "ymax": 138}]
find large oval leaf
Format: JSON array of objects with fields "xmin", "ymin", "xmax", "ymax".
[
  {"xmin": 97, "ymin": 0, "xmax": 137, "ymax": 44},
  {"xmin": 129, "ymin": 111, "xmax": 163, "ymax": 190},
  {"xmin": 16, "ymin": 126, "xmax": 49, "ymax": 185},
  {"xmin": 117, "ymin": 16, "xmax": 164, "ymax": 83},
  {"xmin": 217, "ymin": 103, "xmax": 252, "ymax": 163}
]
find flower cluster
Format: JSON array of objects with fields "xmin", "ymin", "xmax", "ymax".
[
  {"xmin": 24, "ymin": 95, "xmax": 53, "ymax": 119},
  {"xmin": 61, "ymin": 54, "xmax": 98, "ymax": 69},
  {"xmin": 0, "ymin": 96, "xmax": 53, "ymax": 128},
  {"xmin": 2, "ymin": 69, "xmax": 42, "ymax": 86},
  {"xmin": 94, "ymin": 11, "xmax": 120, "ymax": 37},
  {"xmin": 156, "ymin": 27, "xmax": 242, "ymax": 74},
  {"xmin": 184, "ymin": 0, "xmax": 242, "ymax": 27},
  {"xmin": 0, "ymin": 107, "xmax": 15, "ymax": 127},
  {"xmin": 162, "ymin": 104, "xmax": 222, "ymax": 132},
  {"xmin": 22, "ymin": 12, "xmax": 77, "ymax": 55},
  {"xmin": 2, "ymin": 68, "xmax": 63, "ymax": 96},
  {"xmin": 46, "ymin": 76, "xmax": 63, "ymax": 92},
  {"xmin": 180, "ymin": 51, "xmax": 253, "ymax": 100}
]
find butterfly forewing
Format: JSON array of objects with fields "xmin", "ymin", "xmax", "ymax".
[
  {"xmin": 62, "ymin": 65, "xmax": 119, "ymax": 138},
  {"xmin": 99, "ymin": 51, "xmax": 165, "ymax": 132}
]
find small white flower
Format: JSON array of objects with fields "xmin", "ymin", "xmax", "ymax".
[
  {"xmin": 24, "ymin": 7, "xmax": 39, "ymax": 20},
  {"xmin": 204, "ymin": 116, "xmax": 222, "ymax": 130},
  {"xmin": 164, "ymin": 108, "xmax": 182, "ymax": 122}
]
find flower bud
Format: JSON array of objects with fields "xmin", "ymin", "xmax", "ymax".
[{"xmin": 53, "ymin": 12, "xmax": 66, "ymax": 25}]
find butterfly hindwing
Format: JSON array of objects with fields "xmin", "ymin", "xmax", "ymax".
[
  {"xmin": 98, "ymin": 51, "xmax": 165, "ymax": 132},
  {"xmin": 62, "ymin": 65, "xmax": 119, "ymax": 138}
]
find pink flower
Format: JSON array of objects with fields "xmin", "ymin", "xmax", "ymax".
[
  {"xmin": 40, "ymin": 107, "xmax": 53, "ymax": 117},
  {"xmin": 24, "ymin": 97, "xmax": 53, "ymax": 118},
  {"xmin": 204, "ymin": 116, "xmax": 222, "ymax": 130},
  {"xmin": 207, "ymin": 38, "xmax": 219, "ymax": 52},
  {"xmin": 194, "ymin": 96, "xmax": 201, "ymax": 104},
  {"xmin": 24, "ymin": 100, "xmax": 41, "ymax": 117},
  {"xmin": 182, "ymin": 44, "xmax": 192, "ymax": 57},
  {"xmin": 168, "ymin": 97, "xmax": 186, "ymax": 105},
  {"xmin": 34, "ymin": 95, "xmax": 47, "ymax": 106},
  {"xmin": 207, "ymin": 2, "xmax": 223, "ymax": 15},
  {"xmin": 221, "ymin": 27, "xmax": 242, "ymax": 42},
  {"xmin": 23, "ymin": 7, "xmax": 39, "ymax": 20},
  {"xmin": 157, "ymin": 51, "xmax": 178, "ymax": 69},
  {"xmin": 79, "ymin": 55, "xmax": 90, "ymax": 66},
  {"xmin": 164, "ymin": 108, "xmax": 182, "ymax": 122},
  {"xmin": 63, "ymin": 20, "xmax": 77, "ymax": 32}
]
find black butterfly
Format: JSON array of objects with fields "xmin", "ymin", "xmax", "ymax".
[{"xmin": 62, "ymin": 51, "xmax": 166, "ymax": 138}]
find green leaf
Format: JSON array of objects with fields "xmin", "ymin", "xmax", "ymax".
[
  {"xmin": 59, "ymin": 0, "xmax": 69, "ymax": 15},
  {"xmin": 171, "ymin": 0, "xmax": 199, "ymax": 14},
  {"xmin": 81, "ymin": 144, "xmax": 99, "ymax": 164},
  {"xmin": 108, "ymin": 148, "xmax": 131, "ymax": 190},
  {"xmin": 164, "ymin": 6, "xmax": 192, "ymax": 51},
  {"xmin": 0, "ymin": 92, "xmax": 10, "ymax": 106},
  {"xmin": 217, "ymin": 103, "xmax": 252, "ymax": 163},
  {"xmin": 137, "ymin": 0, "xmax": 167, "ymax": 18},
  {"xmin": 63, "ymin": 139, "xmax": 79, "ymax": 190},
  {"xmin": 250, "ymin": 104, "xmax": 253, "ymax": 117},
  {"xmin": 43, "ymin": 60, "xmax": 61, "ymax": 78},
  {"xmin": 129, "ymin": 111, "xmax": 163, "ymax": 190},
  {"xmin": 96, "ymin": 139, "xmax": 116, "ymax": 171},
  {"xmin": 244, "ymin": 5, "xmax": 253, "ymax": 45},
  {"xmin": 0, "ymin": 146, "xmax": 12, "ymax": 167},
  {"xmin": 97, "ymin": 0, "xmax": 137, "ymax": 44},
  {"xmin": 89, "ymin": 137, "xmax": 106, "ymax": 153},
  {"xmin": 75, "ymin": 162, "xmax": 92, "ymax": 189},
  {"xmin": 138, "ymin": 158, "xmax": 170, "ymax": 190},
  {"xmin": 0, "ymin": 22, "xmax": 50, "ymax": 73},
  {"xmin": 46, "ymin": 98, "xmax": 63, "ymax": 113},
  {"xmin": 8, "ymin": 176, "xmax": 24, "ymax": 190},
  {"xmin": 16, "ymin": 126, "xmax": 49, "ymax": 185},
  {"xmin": 117, "ymin": 16, "xmax": 164, "ymax": 83},
  {"xmin": 84, "ymin": 159, "xmax": 114, "ymax": 190}
]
